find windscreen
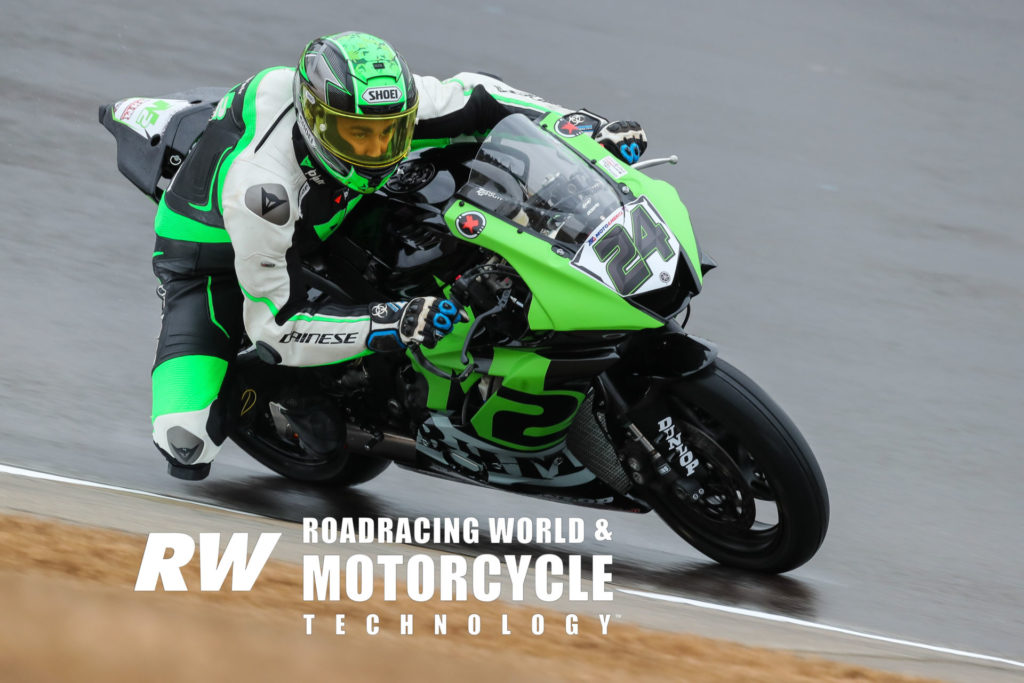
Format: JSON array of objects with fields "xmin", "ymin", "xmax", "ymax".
[
  {"xmin": 457, "ymin": 114, "xmax": 687, "ymax": 301},
  {"xmin": 457, "ymin": 114, "xmax": 623, "ymax": 245}
]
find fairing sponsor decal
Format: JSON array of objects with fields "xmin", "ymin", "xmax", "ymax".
[
  {"xmin": 597, "ymin": 156, "xmax": 627, "ymax": 180},
  {"xmin": 656, "ymin": 416, "xmax": 700, "ymax": 477},
  {"xmin": 112, "ymin": 98, "xmax": 191, "ymax": 139},
  {"xmin": 555, "ymin": 112, "xmax": 601, "ymax": 138},
  {"xmin": 416, "ymin": 415, "xmax": 597, "ymax": 487},
  {"xmin": 455, "ymin": 211, "xmax": 486, "ymax": 239},
  {"xmin": 571, "ymin": 196, "xmax": 679, "ymax": 296}
]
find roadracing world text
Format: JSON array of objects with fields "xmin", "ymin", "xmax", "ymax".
[{"xmin": 135, "ymin": 515, "xmax": 617, "ymax": 636}]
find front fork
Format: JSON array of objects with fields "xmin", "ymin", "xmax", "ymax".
[{"xmin": 596, "ymin": 327, "xmax": 718, "ymax": 497}]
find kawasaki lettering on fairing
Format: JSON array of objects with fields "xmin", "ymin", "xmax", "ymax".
[
  {"xmin": 363, "ymin": 87, "xmax": 402, "ymax": 104},
  {"xmin": 279, "ymin": 332, "xmax": 359, "ymax": 344},
  {"xmin": 657, "ymin": 417, "xmax": 700, "ymax": 476}
]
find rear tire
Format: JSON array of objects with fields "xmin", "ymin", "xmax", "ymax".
[
  {"xmin": 224, "ymin": 355, "xmax": 392, "ymax": 487},
  {"xmin": 229, "ymin": 418, "xmax": 351, "ymax": 483},
  {"xmin": 635, "ymin": 358, "xmax": 829, "ymax": 573},
  {"xmin": 331, "ymin": 454, "xmax": 392, "ymax": 487},
  {"xmin": 230, "ymin": 408, "xmax": 392, "ymax": 487}
]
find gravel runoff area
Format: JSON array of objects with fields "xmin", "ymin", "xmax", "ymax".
[{"xmin": 0, "ymin": 510, "xmax": 938, "ymax": 683}]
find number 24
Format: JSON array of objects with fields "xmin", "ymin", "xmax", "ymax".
[{"xmin": 593, "ymin": 203, "xmax": 673, "ymax": 295}]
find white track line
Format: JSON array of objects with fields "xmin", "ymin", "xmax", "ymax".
[
  {"xmin": 618, "ymin": 587, "xmax": 1024, "ymax": 670},
  {"xmin": 0, "ymin": 463, "xmax": 265, "ymax": 518},
  {"xmin": 4, "ymin": 462, "xmax": 1020, "ymax": 670}
]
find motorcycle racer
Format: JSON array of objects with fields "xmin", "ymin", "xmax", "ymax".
[{"xmin": 150, "ymin": 31, "xmax": 649, "ymax": 480}]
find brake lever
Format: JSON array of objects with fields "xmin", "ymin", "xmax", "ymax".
[
  {"xmin": 631, "ymin": 154, "xmax": 678, "ymax": 171},
  {"xmin": 406, "ymin": 292, "xmax": 489, "ymax": 381},
  {"xmin": 408, "ymin": 324, "xmax": 484, "ymax": 383},
  {"xmin": 458, "ymin": 286, "xmax": 513, "ymax": 363},
  {"xmin": 459, "ymin": 302, "xmax": 503, "ymax": 365},
  {"xmin": 409, "ymin": 344, "xmax": 455, "ymax": 380}
]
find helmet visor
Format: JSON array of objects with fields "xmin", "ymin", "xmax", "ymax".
[{"xmin": 301, "ymin": 86, "xmax": 417, "ymax": 169}]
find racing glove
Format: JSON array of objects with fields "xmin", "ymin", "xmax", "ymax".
[
  {"xmin": 593, "ymin": 119, "xmax": 648, "ymax": 165},
  {"xmin": 567, "ymin": 109, "xmax": 648, "ymax": 165},
  {"xmin": 366, "ymin": 297, "xmax": 463, "ymax": 351}
]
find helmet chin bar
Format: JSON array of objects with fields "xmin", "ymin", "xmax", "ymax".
[
  {"xmin": 316, "ymin": 146, "xmax": 398, "ymax": 194},
  {"xmin": 353, "ymin": 163, "xmax": 399, "ymax": 194},
  {"xmin": 329, "ymin": 153, "xmax": 399, "ymax": 194}
]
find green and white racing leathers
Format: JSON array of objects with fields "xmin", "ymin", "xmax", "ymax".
[{"xmin": 150, "ymin": 66, "xmax": 569, "ymax": 471}]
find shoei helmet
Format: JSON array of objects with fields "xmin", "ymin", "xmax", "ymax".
[{"xmin": 294, "ymin": 32, "xmax": 418, "ymax": 194}]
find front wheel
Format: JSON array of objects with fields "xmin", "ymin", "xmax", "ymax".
[{"xmin": 622, "ymin": 359, "xmax": 829, "ymax": 573}]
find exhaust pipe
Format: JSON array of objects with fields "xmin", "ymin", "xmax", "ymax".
[{"xmin": 347, "ymin": 426, "xmax": 418, "ymax": 466}]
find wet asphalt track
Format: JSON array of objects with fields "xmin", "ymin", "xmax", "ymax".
[{"xmin": 2, "ymin": 0, "xmax": 1023, "ymax": 668}]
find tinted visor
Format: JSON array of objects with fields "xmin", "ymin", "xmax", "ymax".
[{"xmin": 301, "ymin": 85, "xmax": 417, "ymax": 169}]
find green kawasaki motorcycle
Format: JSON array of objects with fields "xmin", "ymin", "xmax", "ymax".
[{"xmin": 103, "ymin": 96, "xmax": 828, "ymax": 573}]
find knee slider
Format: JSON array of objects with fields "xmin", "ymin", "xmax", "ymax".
[{"xmin": 153, "ymin": 409, "xmax": 223, "ymax": 471}]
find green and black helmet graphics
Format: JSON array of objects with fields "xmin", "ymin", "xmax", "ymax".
[{"xmin": 294, "ymin": 32, "xmax": 419, "ymax": 193}]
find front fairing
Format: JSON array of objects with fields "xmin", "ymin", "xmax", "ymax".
[
  {"xmin": 444, "ymin": 114, "xmax": 703, "ymax": 331},
  {"xmin": 543, "ymin": 112, "xmax": 705, "ymax": 299}
]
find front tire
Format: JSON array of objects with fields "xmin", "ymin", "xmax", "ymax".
[{"xmin": 631, "ymin": 359, "xmax": 829, "ymax": 573}]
